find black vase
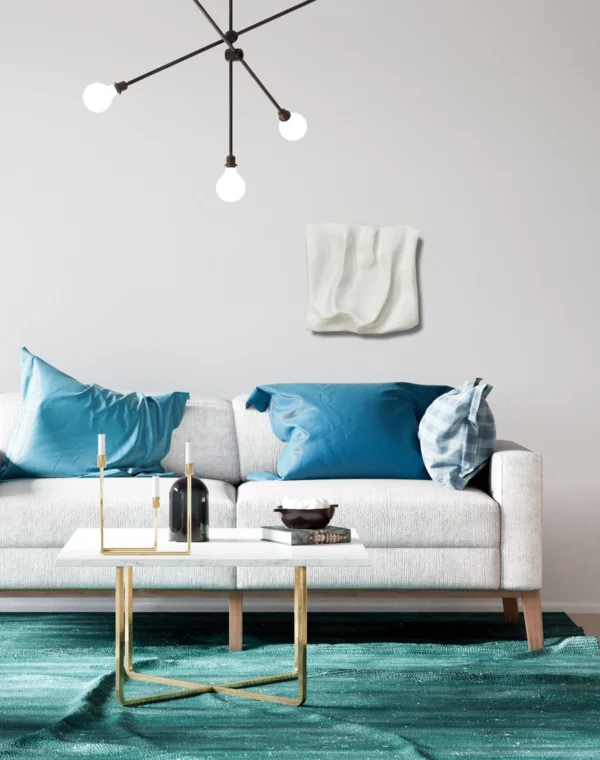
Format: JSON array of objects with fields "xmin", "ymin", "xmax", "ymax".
[{"xmin": 169, "ymin": 475, "xmax": 209, "ymax": 542}]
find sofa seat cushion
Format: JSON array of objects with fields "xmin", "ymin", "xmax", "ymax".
[
  {"xmin": 236, "ymin": 479, "xmax": 499, "ymax": 549},
  {"xmin": 0, "ymin": 548, "xmax": 235, "ymax": 589},
  {"xmin": 237, "ymin": 548, "xmax": 500, "ymax": 590},
  {"xmin": 0, "ymin": 478, "xmax": 236, "ymax": 549}
]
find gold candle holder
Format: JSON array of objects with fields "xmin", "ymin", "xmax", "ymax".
[{"xmin": 98, "ymin": 441, "xmax": 193, "ymax": 556}]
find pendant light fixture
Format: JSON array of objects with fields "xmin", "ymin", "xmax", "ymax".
[{"xmin": 83, "ymin": 0, "xmax": 317, "ymax": 202}]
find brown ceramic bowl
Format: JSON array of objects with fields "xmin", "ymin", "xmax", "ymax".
[{"xmin": 274, "ymin": 505, "xmax": 337, "ymax": 530}]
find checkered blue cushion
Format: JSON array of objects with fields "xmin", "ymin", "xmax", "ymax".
[{"xmin": 418, "ymin": 379, "xmax": 496, "ymax": 490}]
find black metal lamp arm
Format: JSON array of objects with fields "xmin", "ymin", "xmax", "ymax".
[
  {"xmin": 125, "ymin": 39, "xmax": 221, "ymax": 87},
  {"xmin": 189, "ymin": 0, "xmax": 286, "ymax": 113},
  {"xmin": 118, "ymin": 0, "xmax": 316, "ymax": 95}
]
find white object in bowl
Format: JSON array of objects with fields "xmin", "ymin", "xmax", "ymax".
[{"xmin": 281, "ymin": 497, "xmax": 331, "ymax": 511}]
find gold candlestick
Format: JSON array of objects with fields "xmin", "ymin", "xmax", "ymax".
[{"xmin": 98, "ymin": 439, "xmax": 192, "ymax": 556}]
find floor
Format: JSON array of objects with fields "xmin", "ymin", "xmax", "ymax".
[{"xmin": 571, "ymin": 614, "xmax": 600, "ymax": 639}]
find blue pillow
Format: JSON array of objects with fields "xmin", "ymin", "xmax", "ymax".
[
  {"xmin": 0, "ymin": 348, "xmax": 189, "ymax": 480},
  {"xmin": 418, "ymin": 378, "xmax": 496, "ymax": 489},
  {"xmin": 246, "ymin": 382, "xmax": 453, "ymax": 481}
]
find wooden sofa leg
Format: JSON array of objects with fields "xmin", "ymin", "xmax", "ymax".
[
  {"xmin": 502, "ymin": 597, "xmax": 519, "ymax": 624},
  {"xmin": 522, "ymin": 590, "xmax": 544, "ymax": 650},
  {"xmin": 229, "ymin": 591, "xmax": 243, "ymax": 651}
]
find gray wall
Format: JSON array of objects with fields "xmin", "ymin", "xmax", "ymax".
[{"xmin": 1, "ymin": 1, "xmax": 599, "ymax": 611}]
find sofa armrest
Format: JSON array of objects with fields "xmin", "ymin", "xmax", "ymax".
[{"xmin": 486, "ymin": 440, "xmax": 542, "ymax": 590}]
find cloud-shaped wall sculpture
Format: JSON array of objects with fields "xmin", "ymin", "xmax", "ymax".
[{"xmin": 305, "ymin": 223, "xmax": 419, "ymax": 335}]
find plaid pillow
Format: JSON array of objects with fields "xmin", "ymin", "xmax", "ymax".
[{"xmin": 418, "ymin": 379, "xmax": 496, "ymax": 490}]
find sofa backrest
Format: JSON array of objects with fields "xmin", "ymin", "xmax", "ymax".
[
  {"xmin": 0, "ymin": 393, "xmax": 241, "ymax": 485},
  {"xmin": 232, "ymin": 394, "xmax": 284, "ymax": 480},
  {"xmin": 163, "ymin": 397, "xmax": 241, "ymax": 484},
  {"xmin": 0, "ymin": 393, "xmax": 22, "ymax": 467}
]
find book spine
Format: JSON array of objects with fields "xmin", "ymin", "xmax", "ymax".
[
  {"xmin": 261, "ymin": 528, "xmax": 351, "ymax": 545},
  {"xmin": 291, "ymin": 532, "xmax": 350, "ymax": 546}
]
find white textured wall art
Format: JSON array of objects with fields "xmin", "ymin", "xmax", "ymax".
[{"xmin": 305, "ymin": 223, "xmax": 419, "ymax": 334}]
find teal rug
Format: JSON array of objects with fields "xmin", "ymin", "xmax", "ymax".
[{"xmin": 1, "ymin": 613, "xmax": 599, "ymax": 759}]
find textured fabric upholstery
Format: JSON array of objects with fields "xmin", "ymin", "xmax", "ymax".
[
  {"xmin": 486, "ymin": 440, "xmax": 543, "ymax": 590},
  {"xmin": 162, "ymin": 397, "xmax": 241, "ymax": 484},
  {"xmin": 232, "ymin": 394, "xmax": 283, "ymax": 480},
  {"xmin": 0, "ymin": 393, "xmax": 21, "ymax": 466},
  {"xmin": 0, "ymin": 549, "xmax": 235, "ymax": 589},
  {"xmin": 0, "ymin": 393, "xmax": 241, "ymax": 484},
  {"xmin": 237, "ymin": 548, "xmax": 500, "ymax": 590},
  {"xmin": 236, "ymin": 480, "xmax": 499, "ymax": 549},
  {"xmin": 0, "ymin": 478, "xmax": 236, "ymax": 549}
]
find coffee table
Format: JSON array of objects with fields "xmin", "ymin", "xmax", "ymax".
[{"xmin": 56, "ymin": 527, "xmax": 370, "ymax": 708}]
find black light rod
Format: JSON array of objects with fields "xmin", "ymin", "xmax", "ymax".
[
  {"xmin": 190, "ymin": 0, "xmax": 236, "ymax": 50},
  {"xmin": 124, "ymin": 0, "xmax": 317, "ymax": 89},
  {"xmin": 239, "ymin": 60, "xmax": 282, "ymax": 111},
  {"xmin": 229, "ymin": 0, "xmax": 233, "ymax": 157},
  {"xmin": 237, "ymin": 0, "xmax": 316, "ymax": 36},
  {"xmin": 126, "ymin": 39, "xmax": 221, "ymax": 86},
  {"xmin": 229, "ymin": 61, "xmax": 233, "ymax": 157},
  {"xmin": 190, "ymin": 0, "xmax": 284, "ymax": 111}
]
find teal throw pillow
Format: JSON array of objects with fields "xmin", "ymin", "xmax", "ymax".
[
  {"xmin": 0, "ymin": 348, "xmax": 189, "ymax": 480},
  {"xmin": 246, "ymin": 382, "xmax": 453, "ymax": 481}
]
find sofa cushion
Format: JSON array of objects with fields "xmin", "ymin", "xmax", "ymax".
[
  {"xmin": 245, "ymin": 382, "xmax": 453, "ymax": 481},
  {"xmin": 419, "ymin": 379, "xmax": 496, "ymax": 490},
  {"xmin": 236, "ymin": 479, "xmax": 499, "ymax": 549},
  {"xmin": 0, "ymin": 393, "xmax": 241, "ymax": 485},
  {"xmin": 0, "ymin": 477, "xmax": 236, "ymax": 548},
  {"xmin": 232, "ymin": 394, "xmax": 283, "ymax": 480},
  {"xmin": 0, "ymin": 548, "xmax": 235, "ymax": 589},
  {"xmin": 237, "ymin": 548, "xmax": 500, "ymax": 590},
  {"xmin": 162, "ymin": 397, "xmax": 241, "ymax": 484},
  {"xmin": 0, "ymin": 393, "xmax": 22, "ymax": 467},
  {"xmin": 0, "ymin": 348, "xmax": 190, "ymax": 480}
]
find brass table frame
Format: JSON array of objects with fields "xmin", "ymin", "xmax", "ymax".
[{"xmin": 115, "ymin": 565, "xmax": 308, "ymax": 707}]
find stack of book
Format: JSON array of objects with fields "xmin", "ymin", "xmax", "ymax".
[{"xmin": 261, "ymin": 526, "xmax": 351, "ymax": 545}]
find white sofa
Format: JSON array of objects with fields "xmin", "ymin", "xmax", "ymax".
[{"xmin": 0, "ymin": 393, "xmax": 543, "ymax": 649}]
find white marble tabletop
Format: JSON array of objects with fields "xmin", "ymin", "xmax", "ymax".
[{"xmin": 55, "ymin": 528, "xmax": 370, "ymax": 568}]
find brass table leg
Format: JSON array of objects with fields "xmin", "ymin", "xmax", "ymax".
[{"xmin": 114, "ymin": 565, "xmax": 307, "ymax": 707}]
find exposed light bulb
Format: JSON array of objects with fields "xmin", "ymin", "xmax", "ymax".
[
  {"xmin": 279, "ymin": 112, "xmax": 307, "ymax": 141},
  {"xmin": 83, "ymin": 83, "xmax": 117, "ymax": 113},
  {"xmin": 216, "ymin": 167, "xmax": 246, "ymax": 203}
]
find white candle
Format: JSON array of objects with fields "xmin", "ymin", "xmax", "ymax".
[
  {"xmin": 152, "ymin": 476, "xmax": 160, "ymax": 498},
  {"xmin": 185, "ymin": 442, "xmax": 192, "ymax": 465},
  {"xmin": 98, "ymin": 434, "xmax": 106, "ymax": 456}
]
